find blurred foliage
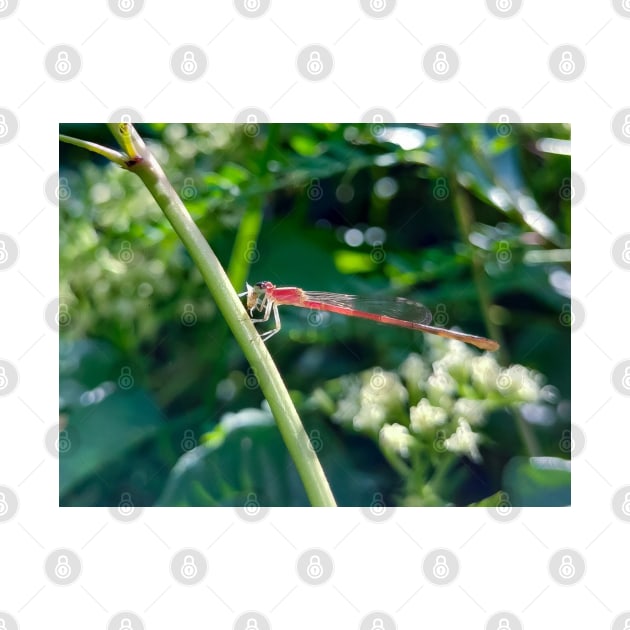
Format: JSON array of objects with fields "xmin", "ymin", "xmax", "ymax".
[{"xmin": 59, "ymin": 122, "xmax": 571, "ymax": 507}]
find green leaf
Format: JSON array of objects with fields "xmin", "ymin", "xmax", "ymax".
[
  {"xmin": 60, "ymin": 388, "xmax": 165, "ymax": 498},
  {"xmin": 157, "ymin": 408, "xmax": 395, "ymax": 506},
  {"xmin": 59, "ymin": 338, "xmax": 166, "ymax": 500},
  {"xmin": 469, "ymin": 490, "xmax": 510, "ymax": 507},
  {"xmin": 502, "ymin": 456, "xmax": 570, "ymax": 506}
]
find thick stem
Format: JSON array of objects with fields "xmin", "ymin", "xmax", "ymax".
[{"xmin": 105, "ymin": 124, "xmax": 336, "ymax": 506}]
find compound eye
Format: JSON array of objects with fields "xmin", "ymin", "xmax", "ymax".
[{"xmin": 255, "ymin": 282, "xmax": 266, "ymax": 289}]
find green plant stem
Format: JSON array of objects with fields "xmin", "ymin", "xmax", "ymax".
[
  {"xmin": 59, "ymin": 134, "xmax": 128, "ymax": 166},
  {"xmin": 450, "ymin": 184, "xmax": 505, "ymax": 355},
  {"xmin": 450, "ymin": 186, "xmax": 540, "ymax": 456},
  {"xmin": 454, "ymin": 186, "xmax": 541, "ymax": 456},
  {"xmin": 103, "ymin": 123, "xmax": 336, "ymax": 506},
  {"xmin": 442, "ymin": 127, "xmax": 541, "ymax": 458}
]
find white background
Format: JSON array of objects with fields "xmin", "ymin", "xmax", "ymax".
[{"xmin": 1, "ymin": 1, "xmax": 629, "ymax": 628}]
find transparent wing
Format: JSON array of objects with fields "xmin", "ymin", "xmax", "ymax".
[{"xmin": 301, "ymin": 291, "xmax": 432, "ymax": 325}]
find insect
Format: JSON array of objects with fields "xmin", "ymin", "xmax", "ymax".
[{"xmin": 239, "ymin": 281, "xmax": 499, "ymax": 351}]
